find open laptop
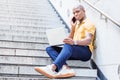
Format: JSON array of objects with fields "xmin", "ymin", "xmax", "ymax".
[{"xmin": 46, "ymin": 27, "xmax": 69, "ymax": 46}]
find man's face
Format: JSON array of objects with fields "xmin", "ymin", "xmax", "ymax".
[{"xmin": 73, "ymin": 8, "xmax": 85, "ymax": 20}]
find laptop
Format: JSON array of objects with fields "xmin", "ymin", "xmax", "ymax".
[{"xmin": 46, "ymin": 27, "xmax": 69, "ymax": 46}]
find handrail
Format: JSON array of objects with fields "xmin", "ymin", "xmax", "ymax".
[{"xmin": 82, "ymin": 0, "xmax": 120, "ymax": 28}]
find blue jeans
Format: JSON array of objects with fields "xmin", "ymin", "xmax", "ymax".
[{"xmin": 46, "ymin": 44, "xmax": 92, "ymax": 72}]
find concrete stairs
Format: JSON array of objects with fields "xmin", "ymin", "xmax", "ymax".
[{"xmin": 0, "ymin": 0, "xmax": 97, "ymax": 80}]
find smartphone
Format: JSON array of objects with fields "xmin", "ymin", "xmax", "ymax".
[{"xmin": 72, "ymin": 17, "xmax": 76, "ymax": 23}]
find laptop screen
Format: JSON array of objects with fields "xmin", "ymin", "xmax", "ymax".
[{"xmin": 46, "ymin": 27, "xmax": 69, "ymax": 46}]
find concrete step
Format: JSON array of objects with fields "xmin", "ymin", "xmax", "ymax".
[
  {"xmin": 0, "ymin": 77, "xmax": 96, "ymax": 80},
  {"xmin": 0, "ymin": 48, "xmax": 91, "ymax": 67},
  {"xmin": 0, "ymin": 5, "xmax": 55, "ymax": 13},
  {"xmin": 0, "ymin": 26, "xmax": 63, "ymax": 33},
  {"xmin": 0, "ymin": 20, "xmax": 63, "ymax": 26},
  {"xmin": 0, "ymin": 11, "xmax": 58, "ymax": 18},
  {"xmin": 0, "ymin": 29, "xmax": 45, "ymax": 34},
  {"xmin": 0, "ymin": 24, "xmax": 65, "ymax": 30},
  {"xmin": 0, "ymin": 41, "xmax": 48, "ymax": 50},
  {"xmin": 0, "ymin": 55, "xmax": 91, "ymax": 68},
  {"xmin": 0, "ymin": 16, "xmax": 62, "ymax": 23},
  {"xmin": 0, "ymin": 0, "xmax": 49, "ymax": 3},
  {"xmin": 0, "ymin": 65, "xmax": 97, "ymax": 79},
  {"xmin": 0, "ymin": 6, "xmax": 57, "ymax": 14},
  {"xmin": 0, "ymin": 14, "xmax": 62, "ymax": 23},
  {"xmin": 0, "ymin": 29, "xmax": 47, "ymax": 37},
  {"xmin": 0, "ymin": 0, "xmax": 52, "ymax": 7},
  {"xmin": 0, "ymin": 34, "xmax": 48, "ymax": 43},
  {"xmin": 0, "ymin": 0, "xmax": 52, "ymax": 6},
  {"xmin": 0, "ymin": 48, "xmax": 48, "ymax": 57},
  {"xmin": 0, "ymin": 7, "xmax": 57, "ymax": 14},
  {"xmin": 0, "ymin": 2, "xmax": 54, "ymax": 8},
  {"xmin": 0, "ymin": 14, "xmax": 62, "ymax": 22},
  {"xmin": 0, "ymin": 21, "xmax": 64, "ymax": 28},
  {"xmin": 0, "ymin": 27, "xmax": 67, "ymax": 38}
]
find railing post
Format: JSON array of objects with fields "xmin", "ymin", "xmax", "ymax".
[
  {"xmin": 118, "ymin": 64, "xmax": 120, "ymax": 80},
  {"xmin": 100, "ymin": 13, "xmax": 108, "ymax": 23},
  {"xmin": 78, "ymin": 0, "xmax": 81, "ymax": 2}
]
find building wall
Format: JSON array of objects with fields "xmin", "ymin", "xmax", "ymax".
[
  {"xmin": 86, "ymin": 0, "xmax": 120, "ymax": 80},
  {"xmin": 49, "ymin": 0, "xmax": 120, "ymax": 80}
]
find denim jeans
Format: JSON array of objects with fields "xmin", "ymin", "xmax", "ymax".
[{"xmin": 46, "ymin": 44, "xmax": 92, "ymax": 71}]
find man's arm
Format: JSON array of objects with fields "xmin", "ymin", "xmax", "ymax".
[
  {"xmin": 75, "ymin": 32, "xmax": 93, "ymax": 46},
  {"xmin": 68, "ymin": 26, "xmax": 75, "ymax": 39},
  {"xmin": 63, "ymin": 32, "xmax": 93, "ymax": 46},
  {"xmin": 68, "ymin": 20, "xmax": 76, "ymax": 39}
]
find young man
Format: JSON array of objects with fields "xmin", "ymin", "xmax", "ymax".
[{"xmin": 35, "ymin": 4, "xmax": 96, "ymax": 79}]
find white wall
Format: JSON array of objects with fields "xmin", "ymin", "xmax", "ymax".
[
  {"xmin": 85, "ymin": 0, "xmax": 120, "ymax": 80},
  {"xmin": 49, "ymin": 0, "xmax": 120, "ymax": 80},
  {"xmin": 92, "ymin": 0, "xmax": 120, "ymax": 23}
]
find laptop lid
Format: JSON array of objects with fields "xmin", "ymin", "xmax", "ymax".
[{"xmin": 46, "ymin": 27, "xmax": 68, "ymax": 46}]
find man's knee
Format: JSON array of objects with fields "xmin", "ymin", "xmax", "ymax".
[
  {"xmin": 64, "ymin": 44, "xmax": 73, "ymax": 52},
  {"xmin": 46, "ymin": 46, "xmax": 53, "ymax": 53}
]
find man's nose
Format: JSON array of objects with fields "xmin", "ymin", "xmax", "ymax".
[{"xmin": 74, "ymin": 12, "xmax": 78, "ymax": 16}]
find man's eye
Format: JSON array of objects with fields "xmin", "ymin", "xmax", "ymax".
[{"xmin": 73, "ymin": 10, "xmax": 80, "ymax": 14}]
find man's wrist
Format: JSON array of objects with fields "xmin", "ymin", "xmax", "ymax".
[{"xmin": 74, "ymin": 40, "xmax": 77, "ymax": 45}]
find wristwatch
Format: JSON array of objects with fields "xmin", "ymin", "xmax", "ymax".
[{"xmin": 74, "ymin": 40, "xmax": 77, "ymax": 45}]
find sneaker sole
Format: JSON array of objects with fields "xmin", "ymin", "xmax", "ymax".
[
  {"xmin": 34, "ymin": 67, "xmax": 55, "ymax": 79},
  {"xmin": 55, "ymin": 73, "xmax": 75, "ymax": 78}
]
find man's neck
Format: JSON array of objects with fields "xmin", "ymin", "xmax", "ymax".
[{"xmin": 79, "ymin": 16, "xmax": 86, "ymax": 23}]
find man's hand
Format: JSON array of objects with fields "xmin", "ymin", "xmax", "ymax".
[{"xmin": 63, "ymin": 38, "xmax": 74, "ymax": 45}]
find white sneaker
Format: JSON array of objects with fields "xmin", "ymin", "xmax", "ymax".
[
  {"xmin": 55, "ymin": 66, "xmax": 75, "ymax": 78},
  {"xmin": 34, "ymin": 65, "xmax": 57, "ymax": 79}
]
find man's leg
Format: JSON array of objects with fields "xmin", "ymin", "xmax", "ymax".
[
  {"xmin": 46, "ymin": 46, "xmax": 69, "ymax": 72},
  {"xmin": 46, "ymin": 46, "xmax": 62, "ymax": 61},
  {"xmin": 34, "ymin": 46, "xmax": 62, "ymax": 78},
  {"xmin": 70, "ymin": 45, "xmax": 92, "ymax": 61},
  {"xmin": 53, "ymin": 44, "xmax": 73, "ymax": 71},
  {"xmin": 54, "ymin": 45, "xmax": 92, "ymax": 78},
  {"xmin": 52, "ymin": 44, "xmax": 76, "ymax": 78}
]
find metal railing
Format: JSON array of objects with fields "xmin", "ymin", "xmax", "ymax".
[{"xmin": 81, "ymin": 0, "xmax": 120, "ymax": 28}]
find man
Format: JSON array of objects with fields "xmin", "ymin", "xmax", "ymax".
[{"xmin": 35, "ymin": 4, "xmax": 96, "ymax": 79}]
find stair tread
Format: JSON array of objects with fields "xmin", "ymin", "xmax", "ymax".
[
  {"xmin": 0, "ymin": 77, "xmax": 96, "ymax": 80},
  {"xmin": 0, "ymin": 55, "xmax": 91, "ymax": 67},
  {"xmin": 0, "ymin": 65, "xmax": 97, "ymax": 77},
  {"xmin": 0, "ymin": 41, "xmax": 48, "ymax": 50}
]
